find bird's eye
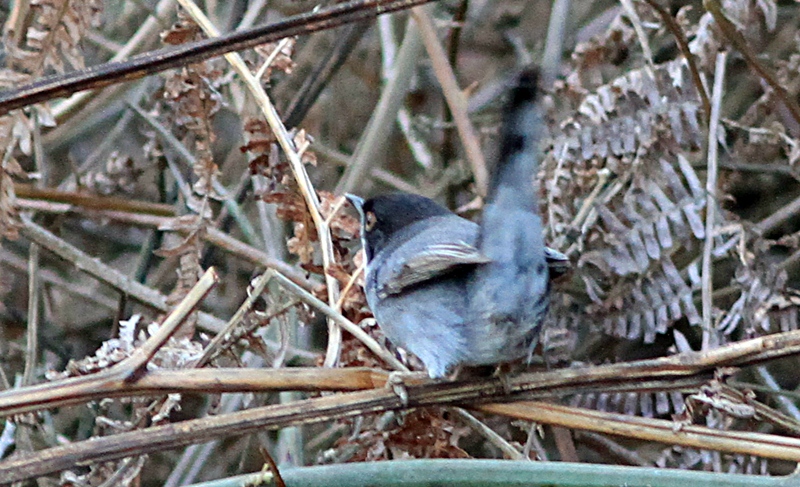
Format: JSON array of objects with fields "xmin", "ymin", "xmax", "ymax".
[{"xmin": 365, "ymin": 211, "xmax": 377, "ymax": 231}]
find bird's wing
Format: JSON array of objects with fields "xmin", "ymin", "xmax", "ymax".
[{"xmin": 378, "ymin": 241, "xmax": 490, "ymax": 297}]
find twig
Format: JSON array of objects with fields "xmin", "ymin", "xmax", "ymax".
[
  {"xmin": 703, "ymin": 0, "xmax": 800, "ymax": 127},
  {"xmin": 195, "ymin": 270, "xmax": 275, "ymax": 367},
  {"xmin": 370, "ymin": 168, "xmax": 420, "ymax": 193},
  {"xmin": 255, "ymin": 38, "xmax": 294, "ymax": 80},
  {"xmin": 619, "ymin": 0, "xmax": 655, "ymax": 75},
  {"xmin": 175, "ymin": 0, "xmax": 344, "ymax": 368},
  {"xmin": 523, "ymin": 422, "xmax": 548, "ymax": 460},
  {"xmin": 235, "ymin": 0, "xmax": 268, "ymax": 30},
  {"xmin": 21, "ymin": 113, "xmax": 44, "ymax": 387},
  {"xmin": 478, "ymin": 401, "xmax": 800, "ymax": 463},
  {"xmin": 335, "ymin": 17, "xmax": 424, "ymax": 195},
  {"xmin": 453, "ymin": 409, "xmax": 524, "ymax": 460},
  {"xmin": 23, "ymin": 244, "xmax": 40, "ymax": 387},
  {"xmin": 51, "ymin": 0, "xmax": 177, "ymax": 119},
  {"xmin": 259, "ymin": 445, "xmax": 286, "ymax": 487},
  {"xmin": 15, "ymin": 183, "xmax": 177, "ymax": 216},
  {"xmin": 756, "ymin": 192, "xmax": 800, "ymax": 236},
  {"xmin": 701, "ymin": 52, "xmax": 726, "ymax": 350},
  {"xmin": 15, "ymin": 200, "xmax": 315, "ymax": 293},
  {"xmin": 19, "ymin": 216, "xmax": 169, "ymax": 311},
  {"xmin": 713, "ymin": 383, "xmax": 800, "ymax": 437},
  {"xmin": 377, "ymin": 15, "xmax": 435, "ymax": 170},
  {"xmin": 643, "ymin": 0, "xmax": 711, "ymax": 121},
  {"xmin": 335, "ymin": 263, "xmax": 364, "ymax": 311},
  {"xmin": 269, "ymin": 271, "xmax": 407, "ymax": 372},
  {"xmin": 575, "ymin": 431, "xmax": 651, "ymax": 467},
  {"xmin": 410, "ymin": 6, "xmax": 489, "ymax": 196},
  {"xmin": 754, "ymin": 366, "xmax": 800, "ymax": 421},
  {"xmin": 0, "ymin": 0, "xmax": 436, "ymax": 115},
  {"xmin": 122, "ymin": 268, "xmax": 218, "ymax": 380}
]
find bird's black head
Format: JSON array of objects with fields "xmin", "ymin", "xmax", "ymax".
[{"xmin": 346, "ymin": 193, "xmax": 452, "ymax": 261}]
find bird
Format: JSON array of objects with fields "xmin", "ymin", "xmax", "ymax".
[{"xmin": 346, "ymin": 68, "xmax": 566, "ymax": 379}]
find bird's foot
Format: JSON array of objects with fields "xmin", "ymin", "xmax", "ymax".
[
  {"xmin": 493, "ymin": 363, "xmax": 515, "ymax": 395},
  {"xmin": 386, "ymin": 371, "xmax": 429, "ymax": 407}
]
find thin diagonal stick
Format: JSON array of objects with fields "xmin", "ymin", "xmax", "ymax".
[
  {"xmin": 701, "ymin": 52, "xmax": 727, "ymax": 350},
  {"xmin": 175, "ymin": 0, "xmax": 343, "ymax": 368}
]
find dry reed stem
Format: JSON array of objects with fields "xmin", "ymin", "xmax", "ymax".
[
  {"xmin": 15, "ymin": 198, "xmax": 314, "ymax": 292},
  {"xmin": 4, "ymin": 323, "xmax": 800, "ymax": 480},
  {"xmin": 701, "ymin": 52, "xmax": 726, "ymax": 349},
  {"xmin": 4, "ymin": 326, "xmax": 800, "ymax": 431},
  {"xmin": 335, "ymin": 18, "xmax": 423, "ymax": 195},
  {"xmin": 175, "ymin": 0, "xmax": 344, "ymax": 368},
  {"xmin": 15, "ymin": 183, "xmax": 177, "ymax": 216},
  {"xmin": 2, "ymin": 356, "xmax": 800, "ymax": 482},
  {"xmin": 478, "ymin": 401, "xmax": 800, "ymax": 463}
]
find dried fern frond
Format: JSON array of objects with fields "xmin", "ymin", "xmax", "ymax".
[
  {"xmin": 5, "ymin": 0, "xmax": 102, "ymax": 76},
  {"xmin": 544, "ymin": 60, "xmax": 710, "ymax": 346}
]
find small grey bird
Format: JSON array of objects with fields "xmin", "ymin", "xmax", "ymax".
[{"xmin": 347, "ymin": 69, "xmax": 566, "ymax": 379}]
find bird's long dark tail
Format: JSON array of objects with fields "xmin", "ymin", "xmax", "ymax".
[
  {"xmin": 488, "ymin": 68, "xmax": 542, "ymax": 211},
  {"xmin": 468, "ymin": 67, "xmax": 549, "ymax": 364}
]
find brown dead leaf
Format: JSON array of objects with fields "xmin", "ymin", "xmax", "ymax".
[
  {"xmin": 287, "ymin": 222, "xmax": 314, "ymax": 265},
  {"xmin": 254, "ymin": 38, "xmax": 297, "ymax": 81},
  {"xmin": 262, "ymin": 191, "xmax": 311, "ymax": 224}
]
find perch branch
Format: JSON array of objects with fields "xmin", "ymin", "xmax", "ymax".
[{"xmin": 4, "ymin": 327, "xmax": 800, "ymax": 427}]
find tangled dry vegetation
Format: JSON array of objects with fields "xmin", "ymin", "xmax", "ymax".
[{"xmin": 1, "ymin": 0, "xmax": 800, "ymax": 485}]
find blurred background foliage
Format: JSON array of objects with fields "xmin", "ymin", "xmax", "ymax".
[{"xmin": 2, "ymin": 0, "xmax": 800, "ymax": 484}]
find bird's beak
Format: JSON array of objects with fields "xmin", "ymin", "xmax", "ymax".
[{"xmin": 345, "ymin": 193, "xmax": 365, "ymax": 218}]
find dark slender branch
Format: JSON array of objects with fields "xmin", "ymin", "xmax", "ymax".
[
  {"xmin": 643, "ymin": 0, "xmax": 711, "ymax": 122},
  {"xmin": 0, "ymin": 0, "xmax": 435, "ymax": 115},
  {"xmin": 704, "ymin": 0, "xmax": 800, "ymax": 127},
  {"xmin": 281, "ymin": 21, "xmax": 371, "ymax": 129}
]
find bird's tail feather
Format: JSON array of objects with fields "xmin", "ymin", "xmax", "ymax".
[
  {"xmin": 488, "ymin": 68, "xmax": 542, "ymax": 211},
  {"xmin": 467, "ymin": 67, "xmax": 549, "ymax": 364}
]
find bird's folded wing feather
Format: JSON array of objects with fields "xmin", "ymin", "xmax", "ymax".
[{"xmin": 379, "ymin": 242, "xmax": 490, "ymax": 296}]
